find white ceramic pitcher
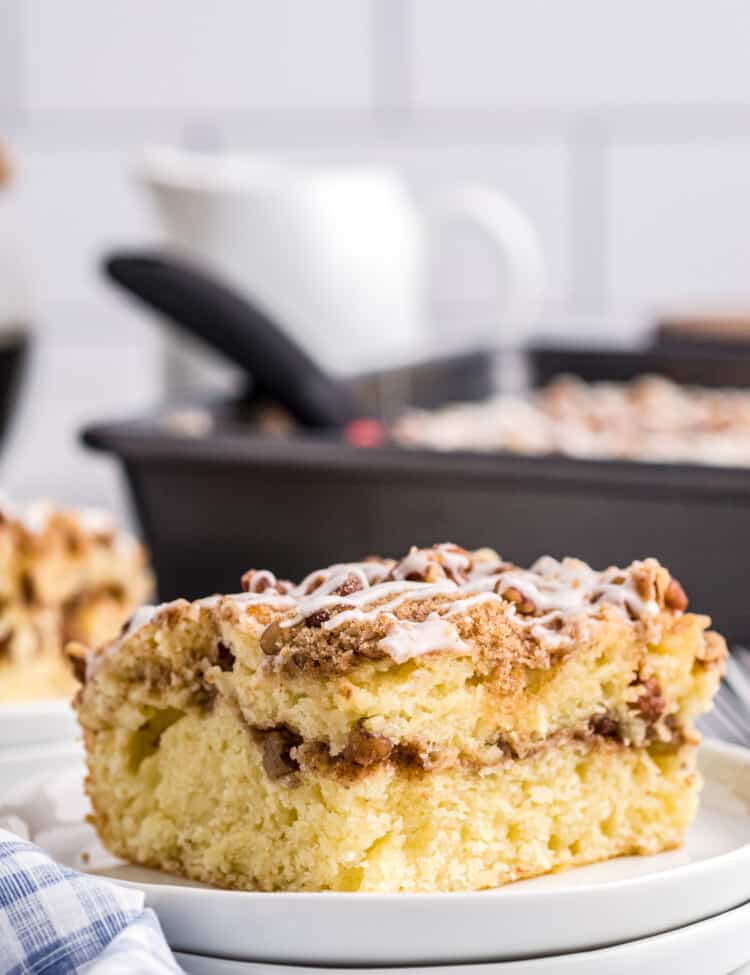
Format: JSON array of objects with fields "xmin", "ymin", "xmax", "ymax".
[{"xmin": 139, "ymin": 148, "xmax": 544, "ymax": 394}]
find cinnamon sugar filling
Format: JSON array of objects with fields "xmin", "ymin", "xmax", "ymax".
[{"xmin": 250, "ymin": 683, "xmax": 686, "ymax": 784}]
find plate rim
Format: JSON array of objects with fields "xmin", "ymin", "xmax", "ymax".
[
  {"xmin": 172, "ymin": 897, "xmax": 750, "ymax": 972},
  {"xmin": 0, "ymin": 697, "xmax": 74, "ymax": 717}
]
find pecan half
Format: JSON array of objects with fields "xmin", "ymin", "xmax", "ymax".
[
  {"xmin": 305, "ymin": 609, "xmax": 331, "ymax": 628},
  {"xmin": 259, "ymin": 727, "xmax": 302, "ymax": 780}
]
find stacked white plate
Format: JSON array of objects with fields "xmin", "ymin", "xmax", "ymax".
[
  {"xmin": 0, "ymin": 697, "xmax": 77, "ymax": 750},
  {"xmin": 2, "ymin": 738, "xmax": 750, "ymax": 974},
  {"xmin": 0, "ymin": 697, "xmax": 81, "ymax": 798}
]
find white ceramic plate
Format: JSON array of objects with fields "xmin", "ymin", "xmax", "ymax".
[
  {"xmin": 2, "ymin": 739, "xmax": 750, "ymax": 966},
  {"xmin": 0, "ymin": 698, "xmax": 77, "ymax": 748},
  {"xmin": 173, "ymin": 898, "xmax": 750, "ymax": 975},
  {"xmin": 0, "ymin": 740, "xmax": 83, "ymax": 802}
]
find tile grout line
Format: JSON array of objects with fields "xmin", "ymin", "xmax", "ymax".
[{"xmin": 13, "ymin": 109, "xmax": 750, "ymax": 151}]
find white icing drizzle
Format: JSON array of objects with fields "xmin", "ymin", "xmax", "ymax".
[
  {"xmin": 490, "ymin": 559, "xmax": 656, "ymax": 620},
  {"xmin": 276, "ymin": 547, "xmax": 668, "ymax": 657},
  {"xmin": 76, "ymin": 506, "xmax": 117, "ymax": 535},
  {"xmin": 390, "ymin": 548, "xmax": 433, "ymax": 579},
  {"xmin": 296, "ymin": 560, "xmax": 391, "ymax": 595},
  {"xmin": 243, "ymin": 569, "xmax": 278, "ymax": 593},
  {"xmin": 286, "ymin": 579, "xmax": 457, "ymax": 631},
  {"xmin": 445, "ymin": 591, "xmax": 502, "ymax": 618},
  {"xmin": 201, "ymin": 591, "xmax": 295, "ymax": 611},
  {"xmin": 16, "ymin": 501, "xmax": 55, "ymax": 534},
  {"xmin": 377, "ymin": 614, "xmax": 468, "ymax": 663},
  {"xmin": 90, "ymin": 544, "xmax": 675, "ymax": 672}
]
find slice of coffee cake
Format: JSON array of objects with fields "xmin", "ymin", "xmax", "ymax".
[
  {"xmin": 0, "ymin": 500, "xmax": 152, "ymax": 702},
  {"xmin": 73, "ymin": 544, "xmax": 725, "ymax": 892}
]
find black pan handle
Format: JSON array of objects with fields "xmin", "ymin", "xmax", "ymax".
[{"xmin": 103, "ymin": 250, "xmax": 364, "ymax": 429}]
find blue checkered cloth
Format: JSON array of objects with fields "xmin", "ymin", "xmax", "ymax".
[{"xmin": 0, "ymin": 829, "xmax": 183, "ymax": 974}]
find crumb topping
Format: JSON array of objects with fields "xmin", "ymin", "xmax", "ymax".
[
  {"xmin": 271, "ymin": 544, "xmax": 677, "ymax": 655},
  {"xmin": 99, "ymin": 544, "xmax": 686, "ymax": 673}
]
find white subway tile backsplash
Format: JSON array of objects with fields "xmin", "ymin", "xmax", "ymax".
[
  {"xmin": 609, "ymin": 142, "xmax": 750, "ymax": 314},
  {"xmin": 410, "ymin": 0, "xmax": 750, "ymax": 111},
  {"xmin": 21, "ymin": 0, "xmax": 373, "ymax": 114}
]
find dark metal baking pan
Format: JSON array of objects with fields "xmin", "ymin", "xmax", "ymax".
[{"xmin": 82, "ymin": 407, "xmax": 750, "ymax": 645}]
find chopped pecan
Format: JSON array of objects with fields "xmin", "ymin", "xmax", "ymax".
[
  {"xmin": 633, "ymin": 677, "xmax": 665, "ymax": 724},
  {"xmin": 241, "ymin": 569, "xmax": 292, "ymax": 595},
  {"xmin": 664, "ymin": 578, "xmax": 688, "ymax": 612},
  {"xmin": 19, "ymin": 571, "xmax": 36, "ymax": 606},
  {"xmin": 631, "ymin": 567, "xmax": 655, "ymax": 602},
  {"xmin": 260, "ymin": 620, "xmax": 286, "ymax": 655},
  {"xmin": 305, "ymin": 609, "xmax": 331, "ymax": 628},
  {"xmin": 589, "ymin": 712, "xmax": 620, "ymax": 739},
  {"xmin": 258, "ymin": 727, "xmax": 302, "ymax": 780},
  {"xmin": 500, "ymin": 585, "xmax": 536, "ymax": 614},
  {"xmin": 0, "ymin": 629, "xmax": 12, "ymax": 661},
  {"xmin": 65, "ymin": 641, "xmax": 88, "ymax": 683},
  {"xmin": 390, "ymin": 556, "xmax": 445, "ymax": 583},
  {"xmin": 302, "ymin": 572, "xmax": 327, "ymax": 594},
  {"xmin": 64, "ymin": 529, "xmax": 84, "ymax": 556},
  {"xmin": 332, "ymin": 573, "xmax": 363, "ymax": 597},
  {"xmin": 215, "ymin": 640, "xmax": 235, "ymax": 672},
  {"xmin": 391, "ymin": 741, "xmax": 424, "ymax": 768},
  {"xmin": 436, "ymin": 543, "xmax": 472, "ymax": 583},
  {"xmin": 343, "ymin": 729, "xmax": 393, "ymax": 767}
]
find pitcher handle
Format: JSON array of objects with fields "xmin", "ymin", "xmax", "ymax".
[{"xmin": 429, "ymin": 185, "xmax": 545, "ymax": 342}]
